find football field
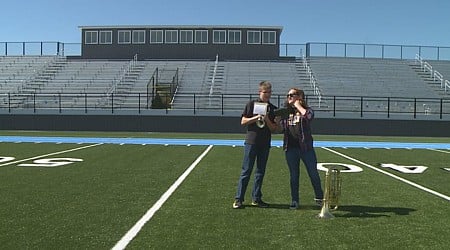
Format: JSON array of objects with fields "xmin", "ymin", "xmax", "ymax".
[{"xmin": 0, "ymin": 131, "xmax": 449, "ymax": 249}]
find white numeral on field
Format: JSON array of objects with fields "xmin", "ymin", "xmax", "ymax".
[
  {"xmin": 18, "ymin": 158, "xmax": 83, "ymax": 168},
  {"xmin": 0, "ymin": 156, "xmax": 15, "ymax": 163},
  {"xmin": 317, "ymin": 163, "xmax": 363, "ymax": 173},
  {"xmin": 380, "ymin": 163, "xmax": 427, "ymax": 174}
]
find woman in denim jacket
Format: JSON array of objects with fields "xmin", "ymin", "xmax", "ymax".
[{"xmin": 279, "ymin": 88, "xmax": 323, "ymax": 209}]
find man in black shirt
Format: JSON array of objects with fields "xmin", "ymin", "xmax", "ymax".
[{"xmin": 233, "ymin": 81, "xmax": 278, "ymax": 209}]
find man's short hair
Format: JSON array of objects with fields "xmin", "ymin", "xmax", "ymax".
[{"xmin": 259, "ymin": 81, "xmax": 272, "ymax": 91}]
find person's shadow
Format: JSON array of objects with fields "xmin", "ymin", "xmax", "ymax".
[
  {"xmin": 333, "ymin": 205, "xmax": 416, "ymax": 218},
  {"xmin": 255, "ymin": 204, "xmax": 416, "ymax": 218}
]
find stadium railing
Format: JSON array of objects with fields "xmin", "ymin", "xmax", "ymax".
[
  {"xmin": 3, "ymin": 41, "xmax": 450, "ymax": 61},
  {"xmin": 301, "ymin": 55, "xmax": 322, "ymax": 107},
  {"xmin": 0, "ymin": 92, "xmax": 449, "ymax": 120},
  {"xmin": 415, "ymin": 54, "xmax": 450, "ymax": 93},
  {"xmin": 300, "ymin": 42, "xmax": 450, "ymax": 61}
]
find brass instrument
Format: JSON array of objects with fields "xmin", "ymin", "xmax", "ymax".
[
  {"xmin": 253, "ymin": 102, "xmax": 268, "ymax": 129},
  {"xmin": 317, "ymin": 167, "xmax": 342, "ymax": 219},
  {"xmin": 256, "ymin": 116, "xmax": 265, "ymax": 128}
]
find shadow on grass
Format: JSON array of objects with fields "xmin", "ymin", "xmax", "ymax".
[
  {"xmin": 242, "ymin": 203, "xmax": 321, "ymax": 210},
  {"xmin": 237, "ymin": 203, "xmax": 290, "ymax": 209},
  {"xmin": 240, "ymin": 204, "xmax": 416, "ymax": 218},
  {"xmin": 335, "ymin": 205, "xmax": 416, "ymax": 218}
]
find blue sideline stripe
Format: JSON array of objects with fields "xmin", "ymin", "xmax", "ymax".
[{"xmin": 0, "ymin": 136, "xmax": 449, "ymax": 149}]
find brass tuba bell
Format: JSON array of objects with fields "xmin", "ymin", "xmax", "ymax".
[{"xmin": 317, "ymin": 167, "xmax": 342, "ymax": 219}]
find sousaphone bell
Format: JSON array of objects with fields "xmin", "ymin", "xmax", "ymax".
[{"xmin": 317, "ymin": 166, "xmax": 342, "ymax": 219}]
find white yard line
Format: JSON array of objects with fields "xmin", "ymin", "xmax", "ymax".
[
  {"xmin": 321, "ymin": 147, "xmax": 450, "ymax": 202},
  {"xmin": 112, "ymin": 144, "xmax": 214, "ymax": 250},
  {"xmin": 427, "ymin": 148, "xmax": 450, "ymax": 154},
  {"xmin": 0, "ymin": 143, "xmax": 103, "ymax": 167}
]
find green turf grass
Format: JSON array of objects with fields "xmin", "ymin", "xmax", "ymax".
[{"xmin": 0, "ymin": 134, "xmax": 448, "ymax": 249}]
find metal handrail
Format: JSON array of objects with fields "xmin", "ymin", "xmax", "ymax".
[
  {"xmin": 1, "ymin": 92, "xmax": 449, "ymax": 119},
  {"xmin": 416, "ymin": 54, "xmax": 449, "ymax": 91},
  {"xmin": 2, "ymin": 41, "xmax": 450, "ymax": 60}
]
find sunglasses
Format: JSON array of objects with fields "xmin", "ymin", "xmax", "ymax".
[{"xmin": 286, "ymin": 93, "xmax": 298, "ymax": 98}]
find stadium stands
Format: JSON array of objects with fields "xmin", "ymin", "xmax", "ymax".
[
  {"xmin": 307, "ymin": 56, "xmax": 442, "ymax": 98},
  {"xmin": 0, "ymin": 56, "xmax": 56, "ymax": 93},
  {"xmin": 0, "ymin": 55, "xmax": 448, "ymax": 117},
  {"xmin": 171, "ymin": 60, "xmax": 315, "ymax": 110}
]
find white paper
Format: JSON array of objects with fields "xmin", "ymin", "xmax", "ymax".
[{"xmin": 253, "ymin": 102, "xmax": 268, "ymax": 115}]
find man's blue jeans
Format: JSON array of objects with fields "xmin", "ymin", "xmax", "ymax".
[
  {"xmin": 235, "ymin": 143, "xmax": 270, "ymax": 202},
  {"xmin": 285, "ymin": 147, "xmax": 323, "ymax": 203}
]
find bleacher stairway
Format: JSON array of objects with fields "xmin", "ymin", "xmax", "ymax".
[
  {"xmin": 409, "ymin": 60, "xmax": 450, "ymax": 97},
  {"xmin": 294, "ymin": 58, "xmax": 325, "ymax": 108},
  {"xmin": 9, "ymin": 57, "xmax": 67, "ymax": 107},
  {"xmin": 98, "ymin": 61, "xmax": 146, "ymax": 107}
]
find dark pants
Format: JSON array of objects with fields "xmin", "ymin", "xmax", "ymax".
[
  {"xmin": 285, "ymin": 147, "xmax": 323, "ymax": 203},
  {"xmin": 235, "ymin": 143, "xmax": 270, "ymax": 202}
]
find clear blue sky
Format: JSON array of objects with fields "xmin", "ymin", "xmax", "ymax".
[{"xmin": 1, "ymin": 0, "xmax": 449, "ymax": 46}]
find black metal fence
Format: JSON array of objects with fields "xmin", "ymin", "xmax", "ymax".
[
  {"xmin": 281, "ymin": 42, "xmax": 450, "ymax": 60},
  {"xmin": 1, "ymin": 92, "xmax": 449, "ymax": 119},
  {"xmin": 2, "ymin": 41, "xmax": 450, "ymax": 61},
  {"xmin": 0, "ymin": 42, "xmax": 80, "ymax": 56}
]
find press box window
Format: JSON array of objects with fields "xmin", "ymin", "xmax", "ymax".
[
  {"xmin": 150, "ymin": 30, "xmax": 163, "ymax": 44},
  {"xmin": 85, "ymin": 31, "xmax": 98, "ymax": 44},
  {"xmin": 132, "ymin": 30, "xmax": 145, "ymax": 44},
  {"xmin": 228, "ymin": 30, "xmax": 241, "ymax": 44},
  {"xmin": 180, "ymin": 30, "xmax": 193, "ymax": 44},
  {"xmin": 262, "ymin": 31, "xmax": 276, "ymax": 44},
  {"xmin": 165, "ymin": 30, "xmax": 178, "ymax": 44},
  {"xmin": 118, "ymin": 30, "xmax": 131, "ymax": 44},
  {"xmin": 195, "ymin": 30, "xmax": 208, "ymax": 44},
  {"xmin": 213, "ymin": 30, "xmax": 226, "ymax": 44},
  {"xmin": 247, "ymin": 31, "xmax": 261, "ymax": 44},
  {"xmin": 99, "ymin": 31, "xmax": 112, "ymax": 44}
]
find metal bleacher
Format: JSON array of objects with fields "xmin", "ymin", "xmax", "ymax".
[
  {"xmin": 0, "ymin": 56, "xmax": 53, "ymax": 93},
  {"xmin": 0, "ymin": 55, "xmax": 448, "ymax": 116},
  {"xmin": 421, "ymin": 59, "xmax": 450, "ymax": 94},
  {"xmin": 221, "ymin": 61, "xmax": 299, "ymax": 94},
  {"xmin": 426, "ymin": 60, "xmax": 450, "ymax": 80},
  {"xmin": 307, "ymin": 56, "xmax": 441, "ymax": 98},
  {"xmin": 120, "ymin": 60, "xmax": 191, "ymax": 109},
  {"xmin": 306, "ymin": 56, "xmax": 450, "ymax": 115},
  {"xmin": 30, "ymin": 60, "xmax": 131, "ymax": 109},
  {"xmin": 171, "ymin": 60, "xmax": 313, "ymax": 111}
]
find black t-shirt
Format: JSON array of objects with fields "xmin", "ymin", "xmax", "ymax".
[
  {"xmin": 282, "ymin": 107, "xmax": 315, "ymax": 151},
  {"xmin": 242, "ymin": 99, "xmax": 277, "ymax": 146}
]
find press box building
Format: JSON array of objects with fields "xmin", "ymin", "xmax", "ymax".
[{"xmin": 79, "ymin": 25, "xmax": 283, "ymax": 60}]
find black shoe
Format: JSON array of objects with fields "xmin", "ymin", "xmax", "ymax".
[
  {"xmin": 251, "ymin": 199, "xmax": 269, "ymax": 208},
  {"xmin": 289, "ymin": 201, "xmax": 299, "ymax": 210},
  {"xmin": 315, "ymin": 198, "xmax": 323, "ymax": 207},
  {"xmin": 233, "ymin": 199, "xmax": 243, "ymax": 209}
]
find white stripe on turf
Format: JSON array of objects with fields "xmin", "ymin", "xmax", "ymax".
[
  {"xmin": 322, "ymin": 147, "xmax": 450, "ymax": 202},
  {"xmin": 427, "ymin": 148, "xmax": 450, "ymax": 154},
  {"xmin": 0, "ymin": 143, "xmax": 103, "ymax": 167},
  {"xmin": 112, "ymin": 144, "xmax": 214, "ymax": 250}
]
